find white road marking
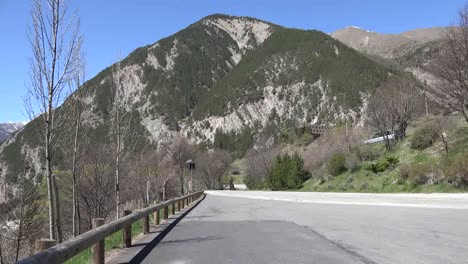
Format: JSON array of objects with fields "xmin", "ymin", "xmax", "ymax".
[{"xmin": 205, "ymin": 191, "xmax": 468, "ymax": 210}]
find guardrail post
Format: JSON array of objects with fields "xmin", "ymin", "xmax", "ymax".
[
  {"xmin": 34, "ymin": 238, "xmax": 55, "ymax": 253},
  {"xmin": 172, "ymin": 201, "xmax": 176, "ymax": 215},
  {"xmin": 123, "ymin": 210, "xmax": 132, "ymax": 248},
  {"xmin": 176, "ymin": 200, "xmax": 180, "ymax": 211},
  {"xmin": 92, "ymin": 218, "xmax": 105, "ymax": 264},
  {"xmin": 164, "ymin": 205, "xmax": 169, "ymax": 219},
  {"xmin": 154, "ymin": 207, "xmax": 160, "ymax": 225},
  {"xmin": 143, "ymin": 213, "xmax": 150, "ymax": 234}
]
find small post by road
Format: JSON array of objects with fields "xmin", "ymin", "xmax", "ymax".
[
  {"xmin": 177, "ymin": 200, "xmax": 180, "ymax": 211},
  {"xmin": 154, "ymin": 207, "xmax": 160, "ymax": 225},
  {"xmin": 34, "ymin": 239, "xmax": 55, "ymax": 253},
  {"xmin": 123, "ymin": 210, "xmax": 132, "ymax": 248},
  {"xmin": 143, "ymin": 213, "xmax": 150, "ymax": 234},
  {"xmin": 172, "ymin": 201, "xmax": 176, "ymax": 215},
  {"xmin": 164, "ymin": 205, "xmax": 169, "ymax": 219},
  {"xmin": 92, "ymin": 218, "xmax": 105, "ymax": 264}
]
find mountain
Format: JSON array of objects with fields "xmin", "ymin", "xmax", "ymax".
[
  {"xmin": 0, "ymin": 122, "xmax": 24, "ymax": 143},
  {"xmin": 0, "ymin": 14, "xmax": 402, "ymax": 194},
  {"xmin": 331, "ymin": 26, "xmax": 449, "ymax": 93},
  {"xmin": 330, "ymin": 26, "xmax": 449, "ymax": 59}
]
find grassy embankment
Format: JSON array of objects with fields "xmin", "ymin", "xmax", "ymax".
[{"xmin": 300, "ymin": 116, "xmax": 468, "ymax": 193}]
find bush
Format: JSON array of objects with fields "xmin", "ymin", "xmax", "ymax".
[
  {"xmin": 266, "ymin": 153, "xmax": 311, "ymax": 190},
  {"xmin": 443, "ymin": 152, "xmax": 468, "ymax": 186},
  {"xmin": 399, "ymin": 162, "xmax": 431, "ymax": 185},
  {"xmin": 327, "ymin": 153, "xmax": 346, "ymax": 176},
  {"xmin": 385, "ymin": 155, "xmax": 399, "ymax": 169},
  {"xmin": 410, "ymin": 124, "xmax": 438, "ymax": 150},
  {"xmin": 365, "ymin": 156, "xmax": 399, "ymax": 174},
  {"xmin": 345, "ymin": 152, "xmax": 360, "ymax": 171},
  {"xmin": 366, "ymin": 160, "xmax": 389, "ymax": 173},
  {"xmin": 358, "ymin": 145, "xmax": 380, "ymax": 161}
]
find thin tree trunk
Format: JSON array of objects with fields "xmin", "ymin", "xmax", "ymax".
[
  {"xmin": 115, "ymin": 124, "xmax": 121, "ymax": 219},
  {"xmin": 53, "ymin": 175, "xmax": 63, "ymax": 243},
  {"xmin": 14, "ymin": 196, "xmax": 25, "ymax": 263},
  {"xmin": 72, "ymin": 116, "xmax": 80, "ymax": 236},
  {"xmin": 0, "ymin": 242, "xmax": 4, "ymax": 264},
  {"xmin": 45, "ymin": 118, "xmax": 56, "ymax": 240}
]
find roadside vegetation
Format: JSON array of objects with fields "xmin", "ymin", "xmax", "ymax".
[{"xmin": 241, "ymin": 115, "xmax": 468, "ymax": 193}]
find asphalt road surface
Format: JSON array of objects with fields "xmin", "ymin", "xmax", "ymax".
[{"xmin": 142, "ymin": 191, "xmax": 468, "ymax": 264}]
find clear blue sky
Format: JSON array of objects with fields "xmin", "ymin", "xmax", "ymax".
[{"xmin": 0, "ymin": 0, "xmax": 465, "ymax": 123}]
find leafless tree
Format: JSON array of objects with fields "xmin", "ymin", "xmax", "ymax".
[
  {"xmin": 78, "ymin": 145, "xmax": 115, "ymax": 229},
  {"xmin": 166, "ymin": 137, "xmax": 197, "ymax": 195},
  {"xmin": 0, "ymin": 178, "xmax": 45, "ymax": 263},
  {"xmin": 195, "ymin": 150, "xmax": 232, "ymax": 190},
  {"xmin": 433, "ymin": 5, "xmax": 468, "ymax": 124},
  {"xmin": 434, "ymin": 116, "xmax": 457, "ymax": 154},
  {"xmin": 110, "ymin": 60, "xmax": 136, "ymax": 219},
  {"xmin": 25, "ymin": 0, "xmax": 83, "ymax": 241},
  {"xmin": 157, "ymin": 157, "xmax": 178, "ymax": 201},
  {"xmin": 366, "ymin": 77, "xmax": 422, "ymax": 149},
  {"xmin": 61, "ymin": 61, "xmax": 89, "ymax": 237},
  {"xmin": 244, "ymin": 140, "xmax": 280, "ymax": 190}
]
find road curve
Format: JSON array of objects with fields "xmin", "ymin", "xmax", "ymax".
[{"xmin": 142, "ymin": 191, "xmax": 468, "ymax": 264}]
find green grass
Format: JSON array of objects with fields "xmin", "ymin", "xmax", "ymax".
[
  {"xmin": 66, "ymin": 204, "xmax": 176, "ymax": 264},
  {"xmin": 66, "ymin": 221, "xmax": 143, "ymax": 264}
]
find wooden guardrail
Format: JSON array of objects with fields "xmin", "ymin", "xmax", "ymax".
[{"xmin": 18, "ymin": 191, "xmax": 204, "ymax": 264}]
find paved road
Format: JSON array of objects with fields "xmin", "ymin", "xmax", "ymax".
[{"xmin": 142, "ymin": 192, "xmax": 468, "ymax": 264}]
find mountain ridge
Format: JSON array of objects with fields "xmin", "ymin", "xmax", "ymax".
[{"xmin": 0, "ymin": 14, "xmax": 405, "ymax": 197}]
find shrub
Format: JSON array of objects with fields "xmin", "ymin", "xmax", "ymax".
[
  {"xmin": 267, "ymin": 153, "xmax": 311, "ymax": 190},
  {"xmin": 399, "ymin": 162, "xmax": 431, "ymax": 185},
  {"xmin": 410, "ymin": 124, "xmax": 438, "ymax": 150},
  {"xmin": 358, "ymin": 145, "xmax": 380, "ymax": 161},
  {"xmin": 366, "ymin": 160, "xmax": 389, "ymax": 173},
  {"xmin": 327, "ymin": 153, "xmax": 346, "ymax": 176},
  {"xmin": 385, "ymin": 155, "xmax": 399, "ymax": 169},
  {"xmin": 345, "ymin": 152, "xmax": 360, "ymax": 171},
  {"xmin": 443, "ymin": 152, "xmax": 468, "ymax": 186}
]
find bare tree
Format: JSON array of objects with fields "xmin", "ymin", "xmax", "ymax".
[
  {"xmin": 78, "ymin": 145, "xmax": 115, "ymax": 229},
  {"xmin": 110, "ymin": 61, "xmax": 136, "ymax": 219},
  {"xmin": 166, "ymin": 137, "xmax": 197, "ymax": 195},
  {"xmin": 61, "ymin": 62, "xmax": 89, "ymax": 237},
  {"xmin": 244, "ymin": 141, "xmax": 280, "ymax": 190},
  {"xmin": 25, "ymin": 0, "xmax": 83, "ymax": 241},
  {"xmin": 0, "ymin": 178, "xmax": 45, "ymax": 263},
  {"xmin": 195, "ymin": 150, "xmax": 232, "ymax": 190},
  {"xmin": 366, "ymin": 77, "xmax": 422, "ymax": 149},
  {"xmin": 433, "ymin": 5, "xmax": 468, "ymax": 124}
]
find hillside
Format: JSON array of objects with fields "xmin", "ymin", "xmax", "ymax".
[
  {"xmin": 0, "ymin": 14, "xmax": 401, "ymax": 194},
  {"xmin": 0, "ymin": 122, "xmax": 24, "ymax": 143},
  {"xmin": 330, "ymin": 26, "xmax": 449, "ymax": 60}
]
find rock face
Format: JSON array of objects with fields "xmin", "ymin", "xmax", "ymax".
[
  {"xmin": 0, "ymin": 122, "xmax": 24, "ymax": 143},
  {"xmin": 0, "ymin": 14, "xmax": 399, "ymax": 191}
]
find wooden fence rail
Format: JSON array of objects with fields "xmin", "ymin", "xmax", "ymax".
[{"xmin": 18, "ymin": 191, "xmax": 204, "ymax": 264}]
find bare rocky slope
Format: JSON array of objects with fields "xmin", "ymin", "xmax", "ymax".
[
  {"xmin": 0, "ymin": 15, "xmax": 403, "ymax": 200},
  {"xmin": 0, "ymin": 122, "xmax": 24, "ymax": 143}
]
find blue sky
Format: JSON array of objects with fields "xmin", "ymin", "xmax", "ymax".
[{"xmin": 0, "ymin": 0, "xmax": 465, "ymax": 123}]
